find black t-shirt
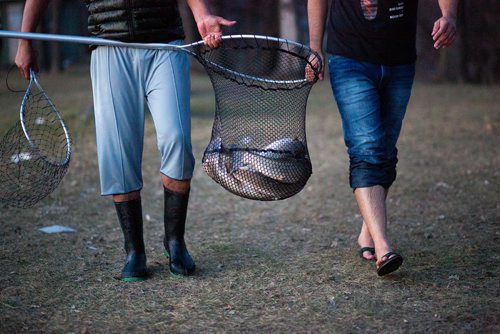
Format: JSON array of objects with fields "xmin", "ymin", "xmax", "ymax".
[{"xmin": 326, "ymin": 0, "xmax": 419, "ymax": 65}]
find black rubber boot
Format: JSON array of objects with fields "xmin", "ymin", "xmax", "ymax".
[
  {"xmin": 163, "ymin": 187, "xmax": 196, "ymax": 276},
  {"xmin": 115, "ymin": 199, "xmax": 147, "ymax": 281}
]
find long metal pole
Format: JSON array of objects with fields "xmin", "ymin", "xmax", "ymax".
[
  {"xmin": 0, "ymin": 30, "xmax": 309, "ymax": 50},
  {"xmin": 0, "ymin": 29, "xmax": 200, "ymax": 51}
]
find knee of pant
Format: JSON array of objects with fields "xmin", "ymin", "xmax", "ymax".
[
  {"xmin": 346, "ymin": 134, "xmax": 388, "ymax": 163},
  {"xmin": 158, "ymin": 130, "xmax": 189, "ymax": 151},
  {"xmin": 349, "ymin": 156, "xmax": 397, "ymax": 189}
]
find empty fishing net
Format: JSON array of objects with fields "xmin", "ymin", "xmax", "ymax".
[
  {"xmin": 0, "ymin": 70, "xmax": 71, "ymax": 208},
  {"xmin": 193, "ymin": 36, "xmax": 322, "ymax": 200}
]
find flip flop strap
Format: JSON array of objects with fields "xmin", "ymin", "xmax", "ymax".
[
  {"xmin": 381, "ymin": 251, "xmax": 397, "ymax": 259},
  {"xmin": 359, "ymin": 247, "xmax": 375, "ymax": 255}
]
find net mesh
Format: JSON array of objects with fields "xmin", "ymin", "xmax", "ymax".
[
  {"xmin": 0, "ymin": 76, "xmax": 71, "ymax": 208},
  {"xmin": 193, "ymin": 36, "xmax": 321, "ymax": 200}
]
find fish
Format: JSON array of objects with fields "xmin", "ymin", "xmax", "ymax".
[
  {"xmin": 203, "ymin": 151, "xmax": 273, "ymax": 199},
  {"xmin": 241, "ymin": 150, "xmax": 311, "ymax": 184},
  {"xmin": 202, "ymin": 137, "xmax": 311, "ymax": 200},
  {"xmin": 232, "ymin": 167, "xmax": 306, "ymax": 200},
  {"xmin": 259, "ymin": 137, "xmax": 306, "ymax": 158}
]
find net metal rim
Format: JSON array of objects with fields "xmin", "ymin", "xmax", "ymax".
[
  {"xmin": 194, "ymin": 35, "xmax": 323, "ymax": 88},
  {"xmin": 19, "ymin": 70, "xmax": 72, "ymax": 167}
]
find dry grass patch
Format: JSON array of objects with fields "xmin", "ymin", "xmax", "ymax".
[{"xmin": 0, "ymin": 67, "xmax": 498, "ymax": 333}]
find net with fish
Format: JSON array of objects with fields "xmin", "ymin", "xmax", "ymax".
[{"xmin": 193, "ymin": 36, "xmax": 322, "ymax": 200}]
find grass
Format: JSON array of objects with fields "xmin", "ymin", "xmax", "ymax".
[{"xmin": 0, "ymin": 65, "xmax": 499, "ymax": 333}]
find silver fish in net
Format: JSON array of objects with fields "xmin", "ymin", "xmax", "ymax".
[{"xmin": 202, "ymin": 137, "xmax": 311, "ymax": 200}]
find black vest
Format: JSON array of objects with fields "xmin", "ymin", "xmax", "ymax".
[
  {"xmin": 85, "ymin": 0, "xmax": 185, "ymax": 43},
  {"xmin": 327, "ymin": 0, "xmax": 419, "ymax": 65}
]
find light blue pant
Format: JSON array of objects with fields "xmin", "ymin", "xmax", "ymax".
[{"xmin": 90, "ymin": 42, "xmax": 195, "ymax": 196}]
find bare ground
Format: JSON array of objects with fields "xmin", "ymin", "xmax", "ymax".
[{"xmin": 0, "ymin": 67, "xmax": 499, "ymax": 333}]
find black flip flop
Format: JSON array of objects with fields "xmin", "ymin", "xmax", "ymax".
[
  {"xmin": 359, "ymin": 247, "xmax": 376, "ymax": 260},
  {"xmin": 377, "ymin": 252, "xmax": 403, "ymax": 276}
]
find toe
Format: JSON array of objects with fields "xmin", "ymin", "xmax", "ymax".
[
  {"xmin": 362, "ymin": 251, "xmax": 376, "ymax": 260},
  {"xmin": 359, "ymin": 247, "xmax": 376, "ymax": 260},
  {"xmin": 376, "ymin": 255, "xmax": 389, "ymax": 268},
  {"xmin": 376, "ymin": 253, "xmax": 396, "ymax": 268}
]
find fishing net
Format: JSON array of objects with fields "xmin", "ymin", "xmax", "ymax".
[
  {"xmin": 193, "ymin": 36, "xmax": 322, "ymax": 200},
  {"xmin": 0, "ymin": 34, "xmax": 318, "ymax": 206},
  {"xmin": 0, "ymin": 70, "xmax": 71, "ymax": 208}
]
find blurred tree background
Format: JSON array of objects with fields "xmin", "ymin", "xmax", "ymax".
[
  {"xmin": 1, "ymin": 0, "xmax": 498, "ymax": 83},
  {"xmin": 182, "ymin": 0, "xmax": 500, "ymax": 83},
  {"xmin": 416, "ymin": 0, "xmax": 499, "ymax": 83}
]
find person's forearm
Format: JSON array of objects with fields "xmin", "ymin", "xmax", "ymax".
[
  {"xmin": 16, "ymin": 0, "xmax": 49, "ymax": 79},
  {"xmin": 20, "ymin": 0, "xmax": 50, "ymax": 33},
  {"xmin": 185, "ymin": 0, "xmax": 211, "ymax": 23},
  {"xmin": 438, "ymin": 0, "xmax": 458, "ymax": 20},
  {"xmin": 308, "ymin": 0, "xmax": 329, "ymax": 52}
]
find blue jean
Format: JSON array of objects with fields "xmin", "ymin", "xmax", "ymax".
[{"xmin": 328, "ymin": 54, "xmax": 415, "ymax": 189}]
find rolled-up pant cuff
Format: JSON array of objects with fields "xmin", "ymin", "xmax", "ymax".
[{"xmin": 349, "ymin": 157, "xmax": 397, "ymax": 189}]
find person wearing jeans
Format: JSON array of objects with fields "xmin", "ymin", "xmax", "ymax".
[{"xmin": 307, "ymin": 0, "xmax": 458, "ymax": 275}]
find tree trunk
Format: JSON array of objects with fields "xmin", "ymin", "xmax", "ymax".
[
  {"xmin": 179, "ymin": 0, "xmax": 198, "ymax": 42},
  {"xmin": 280, "ymin": 0, "xmax": 297, "ymax": 40},
  {"xmin": 49, "ymin": 0, "xmax": 62, "ymax": 74}
]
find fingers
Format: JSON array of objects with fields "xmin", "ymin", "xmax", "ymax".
[
  {"xmin": 432, "ymin": 17, "xmax": 457, "ymax": 49},
  {"xmin": 30, "ymin": 64, "xmax": 39, "ymax": 79},
  {"xmin": 431, "ymin": 20, "xmax": 440, "ymax": 38},
  {"xmin": 317, "ymin": 59, "xmax": 325, "ymax": 81},
  {"xmin": 15, "ymin": 41, "xmax": 37, "ymax": 80},
  {"xmin": 437, "ymin": 32, "xmax": 456, "ymax": 49},
  {"xmin": 306, "ymin": 65, "xmax": 324, "ymax": 81},
  {"xmin": 434, "ymin": 28, "xmax": 455, "ymax": 49},
  {"xmin": 305, "ymin": 65, "xmax": 315, "ymax": 82},
  {"xmin": 305, "ymin": 52, "xmax": 324, "ymax": 82},
  {"xmin": 15, "ymin": 62, "xmax": 36, "ymax": 80},
  {"xmin": 16, "ymin": 66, "xmax": 29, "ymax": 80},
  {"xmin": 203, "ymin": 32, "xmax": 222, "ymax": 48},
  {"xmin": 218, "ymin": 17, "xmax": 237, "ymax": 27},
  {"xmin": 200, "ymin": 15, "xmax": 236, "ymax": 48}
]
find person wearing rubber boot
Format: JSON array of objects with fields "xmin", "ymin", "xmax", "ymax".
[
  {"xmin": 307, "ymin": 0, "xmax": 458, "ymax": 276},
  {"xmin": 15, "ymin": 0, "xmax": 236, "ymax": 281}
]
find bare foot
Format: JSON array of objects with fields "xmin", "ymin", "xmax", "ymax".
[
  {"xmin": 357, "ymin": 221, "xmax": 376, "ymax": 260},
  {"xmin": 376, "ymin": 251, "xmax": 403, "ymax": 276},
  {"xmin": 376, "ymin": 251, "xmax": 397, "ymax": 269}
]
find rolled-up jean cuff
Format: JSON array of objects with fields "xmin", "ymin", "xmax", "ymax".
[{"xmin": 349, "ymin": 158, "xmax": 398, "ymax": 189}]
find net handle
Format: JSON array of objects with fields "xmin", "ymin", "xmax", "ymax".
[
  {"xmin": 19, "ymin": 68, "xmax": 72, "ymax": 167},
  {"xmin": 0, "ymin": 30, "xmax": 323, "ymax": 83},
  {"xmin": 0, "ymin": 30, "xmax": 311, "ymax": 53}
]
